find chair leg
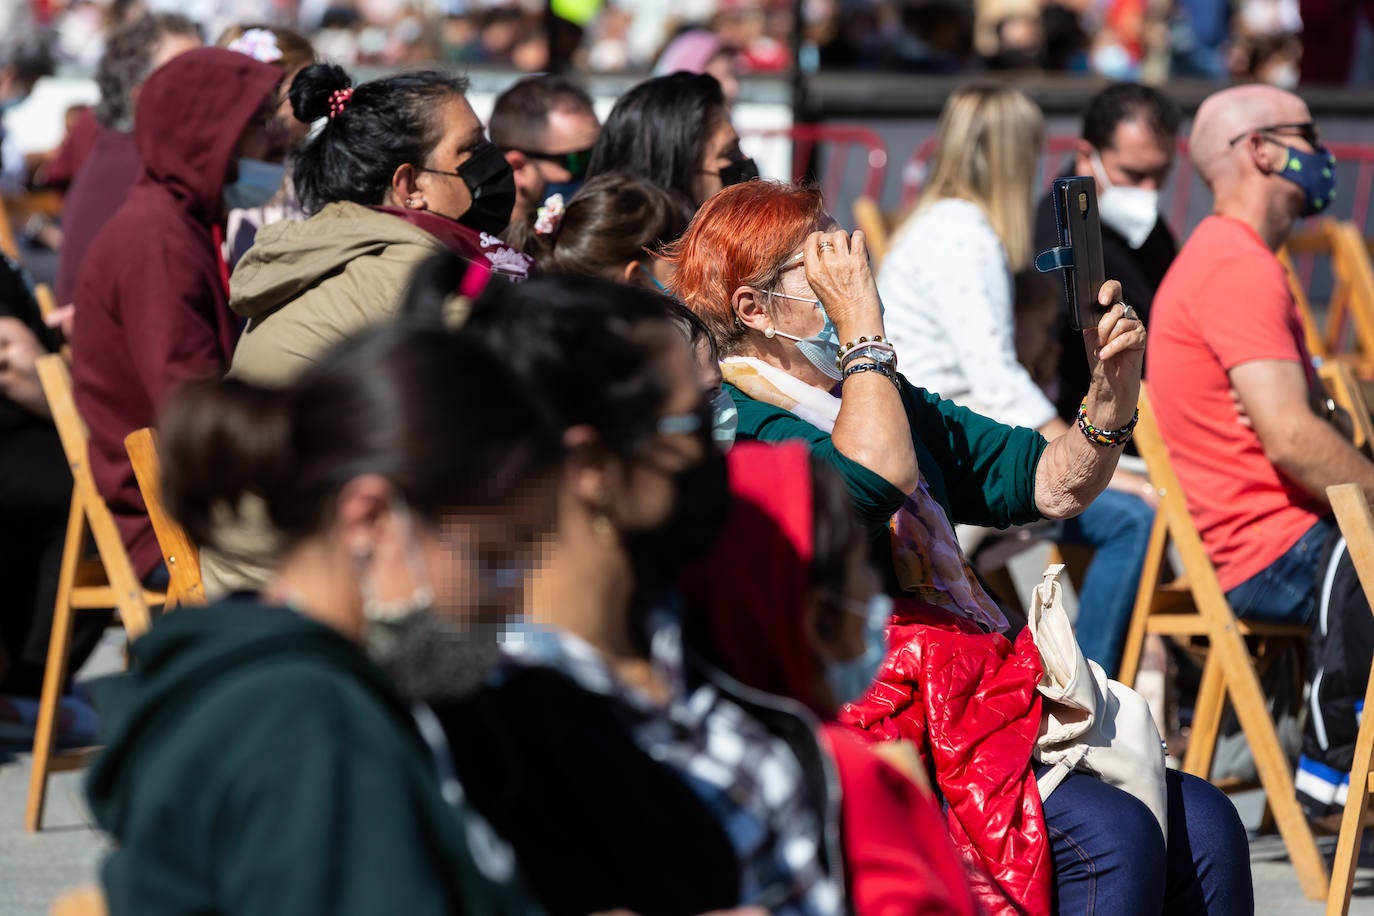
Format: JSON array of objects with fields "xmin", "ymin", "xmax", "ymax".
[
  {"xmin": 1216, "ymin": 626, "xmax": 1330, "ymax": 899},
  {"xmin": 25, "ymin": 498, "xmax": 84, "ymax": 832},
  {"xmin": 1119, "ymin": 514, "xmax": 1169, "ymax": 687},
  {"xmin": 1325, "ymin": 663, "xmax": 1374, "ymax": 914},
  {"xmin": 1183, "ymin": 647, "xmax": 1226, "ymax": 777}
]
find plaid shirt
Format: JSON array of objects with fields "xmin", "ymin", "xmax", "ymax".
[{"xmin": 502, "ymin": 616, "xmax": 842, "ymax": 916}]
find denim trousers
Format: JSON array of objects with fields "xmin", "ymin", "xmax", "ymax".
[
  {"xmin": 1225, "ymin": 518, "xmax": 1334, "ymax": 624},
  {"xmin": 1042, "ymin": 768, "xmax": 1253, "ymax": 915},
  {"xmin": 1057, "ymin": 489, "xmax": 1156, "ymax": 678}
]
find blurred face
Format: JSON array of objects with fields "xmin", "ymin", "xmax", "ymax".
[
  {"xmin": 694, "ymin": 107, "xmax": 743, "ymax": 206},
  {"xmin": 351, "ymin": 476, "xmax": 557, "ymax": 702},
  {"xmin": 411, "ymin": 96, "xmax": 489, "ymax": 220},
  {"xmin": 1076, "ymin": 116, "xmax": 1174, "ymax": 193},
  {"xmin": 705, "ymin": 52, "xmax": 740, "ymax": 108},
  {"xmin": 609, "ymin": 329, "xmax": 710, "ymax": 531},
  {"xmin": 508, "ymin": 105, "xmax": 601, "ymax": 216},
  {"xmin": 233, "ymin": 90, "xmax": 290, "ymax": 163}
]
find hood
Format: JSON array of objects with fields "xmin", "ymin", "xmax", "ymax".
[
  {"xmin": 134, "ymin": 47, "xmax": 283, "ymax": 224},
  {"xmin": 679, "ymin": 441, "xmax": 827, "ymax": 716},
  {"xmin": 85, "ymin": 602, "xmax": 406, "ymax": 827},
  {"xmin": 229, "ymin": 202, "xmax": 533, "ymax": 321},
  {"xmin": 229, "ymin": 202, "xmax": 447, "ymax": 319}
]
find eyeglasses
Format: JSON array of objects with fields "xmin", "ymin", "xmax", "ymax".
[
  {"xmin": 1227, "ymin": 122, "xmax": 1320, "ymax": 149},
  {"xmin": 656, "ymin": 389, "xmax": 739, "ymax": 451},
  {"xmin": 508, "ymin": 146, "xmax": 593, "ymax": 180}
]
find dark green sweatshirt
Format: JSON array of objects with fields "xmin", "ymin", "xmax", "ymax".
[{"xmin": 85, "ymin": 600, "xmax": 542, "ymax": 916}]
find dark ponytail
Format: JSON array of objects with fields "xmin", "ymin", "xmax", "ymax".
[
  {"xmin": 289, "ymin": 63, "xmax": 472, "ymax": 214},
  {"xmin": 160, "ymin": 324, "xmax": 562, "ymax": 550},
  {"xmin": 529, "ymin": 173, "xmax": 692, "ymax": 281},
  {"xmin": 159, "ymin": 379, "xmax": 291, "ymax": 549}
]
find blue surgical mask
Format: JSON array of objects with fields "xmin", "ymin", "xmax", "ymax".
[
  {"xmin": 223, "ymin": 158, "xmax": 286, "ymax": 212},
  {"xmin": 1277, "ymin": 143, "xmax": 1337, "ymax": 217},
  {"xmin": 824, "ymin": 593, "xmax": 894, "ymax": 707},
  {"xmin": 762, "ymin": 289, "xmax": 843, "ymax": 381}
]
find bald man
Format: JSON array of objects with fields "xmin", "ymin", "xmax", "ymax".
[{"xmin": 1147, "ymin": 84, "xmax": 1366, "ymax": 817}]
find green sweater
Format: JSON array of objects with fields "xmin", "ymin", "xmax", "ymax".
[
  {"xmin": 86, "ymin": 602, "xmax": 542, "ymax": 916},
  {"xmin": 728, "ymin": 379, "xmax": 1047, "ymax": 582}
]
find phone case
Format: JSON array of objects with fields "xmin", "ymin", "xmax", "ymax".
[{"xmin": 1034, "ymin": 177, "xmax": 1107, "ymax": 330}]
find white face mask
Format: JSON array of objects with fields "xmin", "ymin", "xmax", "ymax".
[{"xmin": 1091, "ymin": 152, "xmax": 1159, "ymax": 250}]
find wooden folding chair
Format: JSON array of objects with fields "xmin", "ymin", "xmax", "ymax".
[
  {"xmin": 125, "ymin": 427, "xmax": 204, "ymax": 608},
  {"xmin": 50, "ymin": 886, "xmax": 107, "ymax": 916},
  {"xmin": 1118, "ymin": 386, "xmax": 1328, "ymax": 899},
  {"xmin": 1328, "ymin": 222, "xmax": 1374, "ymax": 370},
  {"xmin": 26, "ymin": 354, "xmax": 165, "ymax": 832},
  {"xmin": 1319, "ymin": 359, "xmax": 1374, "ymax": 452},
  {"xmin": 0, "ymin": 193, "xmax": 21, "ymax": 262},
  {"xmin": 1281, "ymin": 220, "xmax": 1341, "ymax": 363},
  {"xmin": 851, "ymin": 196, "xmax": 893, "ymax": 267},
  {"xmin": 1326, "ymin": 483, "xmax": 1374, "ymax": 915}
]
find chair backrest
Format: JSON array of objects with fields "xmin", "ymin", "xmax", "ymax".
[
  {"xmin": 49, "ymin": 885, "xmax": 107, "ymax": 916},
  {"xmin": 1330, "ymin": 483, "xmax": 1374, "ymax": 609},
  {"xmin": 1318, "ymin": 359, "xmax": 1374, "ymax": 451},
  {"xmin": 1278, "ymin": 224, "xmax": 1336, "ymax": 362},
  {"xmin": 851, "ymin": 196, "xmax": 891, "ymax": 266},
  {"xmin": 1330, "ymin": 221, "xmax": 1374, "ymax": 362},
  {"xmin": 36, "ymin": 354, "xmax": 154, "ymax": 636},
  {"xmin": 1133, "ymin": 386, "xmax": 1236, "ymax": 614},
  {"xmin": 0, "ymin": 194, "xmax": 20, "ymax": 262},
  {"xmin": 125, "ymin": 427, "xmax": 204, "ymax": 608}
]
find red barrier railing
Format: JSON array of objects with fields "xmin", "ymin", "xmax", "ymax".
[
  {"xmin": 741, "ymin": 123, "xmax": 889, "ymax": 202},
  {"xmin": 900, "ymin": 135, "xmax": 1374, "ymax": 237}
]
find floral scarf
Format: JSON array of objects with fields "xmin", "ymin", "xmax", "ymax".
[{"xmin": 722, "ymin": 356, "xmax": 1008, "ymax": 633}]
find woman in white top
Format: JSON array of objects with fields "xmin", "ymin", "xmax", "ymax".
[{"xmin": 877, "ymin": 84, "xmax": 1155, "ymax": 678}]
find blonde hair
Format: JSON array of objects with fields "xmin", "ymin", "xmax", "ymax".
[{"xmin": 911, "ymin": 83, "xmax": 1044, "ymax": 271}]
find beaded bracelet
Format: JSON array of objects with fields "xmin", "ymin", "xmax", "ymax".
[
  {"xmin": 836, "ymin": 335, "xmax": 888, "ymax": 366},
  {"xmin": 840, "ymin": 343, "xmax": 898, "ymax": 372},
  {"xmin": 1077, "ymin": 397, "xmax": 1139, "ymax": 447}
]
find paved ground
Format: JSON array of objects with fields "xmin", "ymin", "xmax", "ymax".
[{"xmin": 1, "ymin": 630, "xmax": 1373, "ymax": 914}]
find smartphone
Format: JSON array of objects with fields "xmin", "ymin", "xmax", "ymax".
[{"xmin": 1046, "ymin": 176, "xmax": 1107, "ymax": 331}]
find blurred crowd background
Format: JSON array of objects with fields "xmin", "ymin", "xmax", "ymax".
[{"xmin": 0, "ymin": 0, "xmax": 1370, "ymax": 98}]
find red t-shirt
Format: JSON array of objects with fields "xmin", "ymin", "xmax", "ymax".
[{"xmin": 1146, "ymin": 215, "xmax": 1325, "ymax": 592}]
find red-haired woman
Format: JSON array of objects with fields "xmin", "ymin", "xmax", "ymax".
[{"xmin": 667, "ymin": 179, "xmax": 1252, "ymax": 916}]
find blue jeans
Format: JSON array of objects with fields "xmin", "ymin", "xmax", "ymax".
[
  {"xmin": 1058, "ymin": 490, "xmax": 1156, "ymax": 678},
  {"xmin": 1043, "ymin": 768, "xmax": 1253, "ymax": 915},
  {"xmin": 1225, "ymin": 518, "xmax": 1334, "ymax": 624}
]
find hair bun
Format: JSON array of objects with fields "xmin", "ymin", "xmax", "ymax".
[{"xmin": 289, "ymin": 62, "xmax": 352, "ymax": 123}]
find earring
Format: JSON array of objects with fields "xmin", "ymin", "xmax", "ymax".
[
  {"xmin": 404, "ymin": 198, "xmax": 416, "ymax": 207},
  {"xmin": 589, "ymin": 498, "xmax": 616, "ymax": 541},
  {"xmin": 763, "ymin": 327, "xmax": 776, "ymax": 339}
]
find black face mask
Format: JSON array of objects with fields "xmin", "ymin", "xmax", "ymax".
[
  {"xmin": 719, "ymin": 155, "xmax": 760, "ymax": 188},
  {"xmin": 454, "ymin": 142, "xmax": 517, "ymax": 236},
  {"xmin": 623, "ymin": 451, "xmax": 732, "ymax": 598}
]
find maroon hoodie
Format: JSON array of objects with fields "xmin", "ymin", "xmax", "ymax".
[{"xmin": 70, "ymin": 48, "xmax": 282, "ymax": 579}]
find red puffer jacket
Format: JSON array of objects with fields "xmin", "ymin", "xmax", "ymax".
[{"xmin": 840, "ymin": 597, "xmax": 1051, "ymax": 916}]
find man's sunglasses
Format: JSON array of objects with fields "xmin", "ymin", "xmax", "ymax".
[
  {"xmin": 1227, "ymin": 122, "xmax": 1320, "ymax": 148},
  {"xmin": 508, "ymin": 147, "xmax": 594, "ymax": 180}
]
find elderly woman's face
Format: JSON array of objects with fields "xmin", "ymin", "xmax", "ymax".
[{"xmin": 765, "ymin": 255, "xmax": 826, "ymax": 341}]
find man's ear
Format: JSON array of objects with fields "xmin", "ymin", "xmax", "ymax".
[
  {"xmin": 732, "ymin": 285, "xmax": 769, "ymax": 334},
  {"xmin": 504, "ymin": 149, "xmax": 528, "ymax": 172},
  {"xmin": 1247, "ymin": 133, "xmax": 1279, "ymax": 175},
  {"xmin": 1073, "ymin": 138, "xmax": 1095, "ymax": 178}
]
